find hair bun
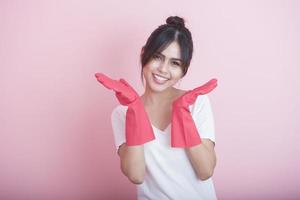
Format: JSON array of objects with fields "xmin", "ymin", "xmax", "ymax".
[{"xmin": 166, "ymin": 16, "xmax": 185, "ymax": 28}]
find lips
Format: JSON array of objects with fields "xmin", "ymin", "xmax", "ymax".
[
  {"xmin": 154, "ymin": 73, "xmax": 169, "ymax": 80},
  {"xmin": 152, "ymin": 73, "xmax": 169, "ymax": 84}
]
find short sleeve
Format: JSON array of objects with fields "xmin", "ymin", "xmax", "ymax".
[
  {"xmin": 110, "ymin": 105, "xmax": 128, "ymax": 153},
  {"xmin": 189, "ymin": 94, "xmax": 216, "ymax": 145}
]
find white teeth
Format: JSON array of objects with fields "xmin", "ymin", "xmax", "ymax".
[{"xmin": 154, "ymin": 74, "xmax": 168, "ymax": 81}]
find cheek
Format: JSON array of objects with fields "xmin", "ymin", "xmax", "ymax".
[
  {"xmin": 170, "ymin": 68, "xmax": 183, "ymax": 79},
  {"xmin": 142, "ymin": 65, "xmax": 153, "ymax": 78},
  {"xmin": 143, "ymin": 61, "xmax": 159, "ymax": 75},
  {"xmin": 149, "ymin": 60, "xmax": 160, "ymax": 69}
]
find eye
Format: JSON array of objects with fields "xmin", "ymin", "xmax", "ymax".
[
  {"xmin": 172, "ymin": 61, "xmax": 181, "ymax": 66},
  {"xmin": 152, "ymin": 54, "xmax": 161, "ymax": 60}
]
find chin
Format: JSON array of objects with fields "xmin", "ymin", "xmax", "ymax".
[{"xmin": 148, "ymin": 81, "xmax": 175, "ymax": 93}]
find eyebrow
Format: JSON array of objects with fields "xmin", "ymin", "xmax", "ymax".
[{"xmin": 156, "ymin": 52, "xmax": 183, "ymax": 62}]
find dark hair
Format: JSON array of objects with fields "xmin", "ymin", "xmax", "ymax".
[{"xmin": 140, "ymin": 16, "xmax": 193, "ymax": 85}]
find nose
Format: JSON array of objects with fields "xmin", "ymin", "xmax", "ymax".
[{"xmin": 157, "ymin": 60, "xmax": 169, "ymax": 73}]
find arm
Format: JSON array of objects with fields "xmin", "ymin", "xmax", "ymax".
[
  {"xmin": 185, "ymin": 139, "xmax": 216, "ymax": 180},
  {"xmin": 118, "ymin": 143, "xmax": 146, "ymax": 184},
  {"xmin": 95, "ymin": 73, "xmax": 155, "ymax": 184}
]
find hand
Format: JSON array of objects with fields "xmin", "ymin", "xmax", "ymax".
[
  {"xmin": 95, "ymin": 72, "xmax": 137, "ymax": 105},
  {"xmin": 173, "ymin": 78, "xmax": 217, "ymax": 107},
  {"xmin": 95, "ymin": 72, "xmax": 155, "ymax": 146},
  {"xmin": 171, "ymin": 78, "xmax": 218, "ymax": 148}
]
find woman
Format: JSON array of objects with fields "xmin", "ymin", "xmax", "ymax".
[{"xmin": 95, "ymin": 16, "xmax": 218, "ymax": 200}]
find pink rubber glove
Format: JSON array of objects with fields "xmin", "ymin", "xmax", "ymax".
[
  {"xmin": 171, "ymin": 78, "xmax": 218, "ymax": 148},
  {"xmin": 95, "ymin": 72, "xmax": 155, "ymax": 146}
]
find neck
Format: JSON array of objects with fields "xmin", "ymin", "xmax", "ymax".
[{"xmin": 141, "ymin": 85, "xmax": 177, "ymax": 107}]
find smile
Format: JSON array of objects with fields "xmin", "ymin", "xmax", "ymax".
[{"xmin": 152, "ymin": 73, "xmax": 169, "ymax": 84}]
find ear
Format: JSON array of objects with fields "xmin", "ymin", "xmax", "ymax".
[{"xmin": 141, "ymin": 46, "xmax": 145, "ymax": 56}]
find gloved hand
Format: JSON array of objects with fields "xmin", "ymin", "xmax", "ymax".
[
  {"xmin": 95, "ymin": 72, "xmax": 155, "ymax": 146},
  {"xmin": 171, "ymin": 78, "xmax": 218, "ymax": 148}
]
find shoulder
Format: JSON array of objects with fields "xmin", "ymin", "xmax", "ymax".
[
  {"xmin": 195, "ymin": 94, "xmax": 210, "ymax": 106},
  {"xmin": 111, "ymin": 104, "xmax": 128, "ymax": 120},
  {"xmin": 190, "ymin": 94, "xmax": 211, "ymax": 115}
]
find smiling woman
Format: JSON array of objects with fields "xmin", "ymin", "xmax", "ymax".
[
  {"xmin": 140, "ymin": 16, "xmax": 193, "ymax": 87},
  {"xmin": 142, "ymin": 41, "xmax": 184, "ymax": 90},
  {"xmin": 97, "ymin": 15, "xmax": 219, "ymax": 200}
]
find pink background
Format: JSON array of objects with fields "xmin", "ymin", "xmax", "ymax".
[{"xmin": 1, "ymin": 0, "xmax": 299, "ymax": 199}]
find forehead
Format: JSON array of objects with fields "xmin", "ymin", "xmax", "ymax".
[{"xmin": 159, "ymin": 41, "xmax": 181, "ymax": 60}]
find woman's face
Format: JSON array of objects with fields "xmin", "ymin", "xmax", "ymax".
[{"xmin": 142, "ymin": 41, "xmax": 184, "ymax": 93}]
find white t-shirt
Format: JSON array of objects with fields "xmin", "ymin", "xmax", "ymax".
[{"xmin": 110, "ymin": 94, "xmax": 217, "ymax": 200}]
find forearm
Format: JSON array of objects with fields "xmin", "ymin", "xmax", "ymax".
[
  {"xmin": 185, "ymin": 142, "xmax": 216, "ymax": 180},
  {"xmin": 119, "ymin": 144, "xmax": 146, "ymax": 184}
]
